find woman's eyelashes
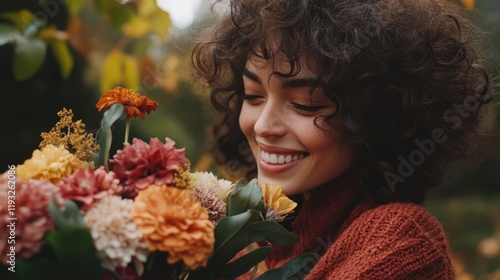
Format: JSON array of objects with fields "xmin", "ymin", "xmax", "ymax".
[
  {"xmin": 241, "ymin": 94, "xmax": 327, "ymax": 113},
  {"xmin": 240, "ymin": 94, "xmax": 263, "ymax": 104},
  {"xmin": 240, "ymin": 94, "xmax": 261, "ymax": 100},
  {"xmin": 291, "ymin": 102, "xmax": 325, "ymax": 112}
]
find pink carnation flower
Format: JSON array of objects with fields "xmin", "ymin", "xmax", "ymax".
[
  {"xmin": 58, "ymin": 166, "xmax": 122, "ymax": 211},
  {"xmin": 0, "ymin": 172, "xmax": 59, "ymax": 264},
  {"xmin": 109, "ymin": 137, "xmax": 190, "ymax": 198}
]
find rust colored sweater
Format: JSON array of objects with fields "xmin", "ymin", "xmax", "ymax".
[{"xmin": 265, "ymin": 181, "xmax": 456, "ymax": 279}]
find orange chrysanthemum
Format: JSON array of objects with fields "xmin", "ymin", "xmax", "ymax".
[
  {"xmin": 131, "ymin": 185, "xmax": 215, "ymax": 269},
  {"xmin": 96, "ymin": 87, "xmax": 158, "ymax": 119}
]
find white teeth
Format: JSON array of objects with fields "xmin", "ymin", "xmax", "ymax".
[
  {"xmin": 263, "ymin": 151, "xmax": 270, "ymax": 162},
  {"xmin": 270, "ymin": 154, "xmax": 278, "ymax": 164},
  {"xmin": 278, "ymin": 155, "xmax": 285, "ymax": 164},
  {"xmin": 260, "ymin": 151, "xmax": 306, "ymax": 165}
]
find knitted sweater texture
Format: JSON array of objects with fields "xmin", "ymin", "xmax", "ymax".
[{"xmin": 265, "ymin": 182, "xmax": 456, "ymax": 279}]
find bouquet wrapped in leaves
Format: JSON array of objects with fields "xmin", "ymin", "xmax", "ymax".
[{"xmin": 0, "ymin": 87, "xmax": 318, "ymax": 280}]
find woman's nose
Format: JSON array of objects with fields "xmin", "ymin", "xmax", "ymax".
[{"xmin": 253, "ymin": 102, "xmax": 287, "ymax": 138}]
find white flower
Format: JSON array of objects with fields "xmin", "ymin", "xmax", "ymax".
[
  {"xmin": 191, "ymin": 172, "xmax": 232, "ymax": 202},
  {"xmin": 83, "ymin": 196, "xmax": 148, "ymax": 274}
]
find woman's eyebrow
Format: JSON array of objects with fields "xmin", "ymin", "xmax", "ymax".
[
  {"xmin": 242, "ymin": 68, "xmax": 262, "ymax": 84},
  {"xmin": 281, "ymin": 78, "xmax": 324, "ymax": 89},
  {"xmin": 242, "ymin": 67, "xmax": 324, "ymax": 89}
]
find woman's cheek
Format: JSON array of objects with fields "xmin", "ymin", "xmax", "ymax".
[{"xmin": 239, "ymin": 104, "xmax": 256, "ymax": 137}]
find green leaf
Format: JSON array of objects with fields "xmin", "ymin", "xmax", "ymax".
[
  {"xmin": 93, "ymin": 104, "xmax": 125, "ymax": 169},
  {"xmin": 214, "ymin": 210, "xmax": 259, "ymax": 249},
  {"xmin": 255, "ymin": 253, "xmax": 319, "ymax": 280},
  {"xmin": 13, "ymin": 38, "xmax": 46, "ymax": 81},
  {"xmin": 108, "ymin": 3, "xmax": 134, "ymax": 28},
  {"xmin": 1, "ymin": 10, "xmax": 34, "ymax": 33},
  {"xmin": 48, "ymin": 37, "xmax": 73, "ymax": 79},
  {"xmin": 92, "ymin": 0, "xmax": 113, "ymax": 12},
  {"xmin": 48, "ymin": 198, "xmax": 85, "ymax": 230},
  {"xmin": 93, "ymin": 0, "xmax": 134, "ymax": 28},
  {"xmin": 0, "ymin": 24, "xmax": 18, "ymax": 46},
  {"xmin": 17, "ymin": 256, "xmax": 55, "ymax": 280},
  {"xmin": 249, "ymin": 220, "xmax": 299, "ymax": 246},
  {"xmin": 206, "ymin": 210, "xmax": 260, "ymax": 272},
  {"xmin": 46, "ymin": 228, "xmax": 106, "ymax": 280},
  {"xmin": 226, "ymin": 179, "xmax": 266, "ymax": 217},
  {"xmin": 216, "ymin": 246, "xmax": 271, "ymax": 279}
]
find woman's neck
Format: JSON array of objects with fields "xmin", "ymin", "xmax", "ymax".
[{"xmin": 302, "ymin": 167, "xmax": 361, "ymax": 201}]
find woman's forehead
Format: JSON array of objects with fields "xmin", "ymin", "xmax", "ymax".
[{"xmin": 246, "ymin": 52, "xmax": 319, "ymax": 78}]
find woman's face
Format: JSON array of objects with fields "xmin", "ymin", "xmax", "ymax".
[{"xmin": 239, "ymin": 55, "xmax": 356, "ymax": 197}]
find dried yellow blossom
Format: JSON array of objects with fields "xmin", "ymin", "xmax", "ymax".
[
  {"xmin": 171, "ymin": 165, "xmax": 192, "ymax": 189},
  {"xmin": 39, "ymin": 108, "xmax": 99, "ymax": 162},
  {"xmin": 17, "ymin": 145, "xmax": 82, "ymax": 184},
  {"xmin": 261, "ymin": 184, "xmax": 297, "ymax": 222}
]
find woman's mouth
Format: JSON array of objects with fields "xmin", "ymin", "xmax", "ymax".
[{"xmin": 260, "ymin": 151, "xmax": 307, "ymax": 164}]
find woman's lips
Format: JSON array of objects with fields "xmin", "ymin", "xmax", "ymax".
[
  {"xmin": 257, "ymin": 149, "xmax": 309, "ymax": 173},
  {"xmin": 260, "ymin": 150, "xmax": 305, "ymax": 164}
]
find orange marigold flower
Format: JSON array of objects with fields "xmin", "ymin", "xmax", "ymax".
[
  {"xmin": 131, "ymin": 185, "xmax": 214, "ymax": 269},
  {"xmin": 96, "ymin": 87, "xmax": 158, "ymax": 119}
]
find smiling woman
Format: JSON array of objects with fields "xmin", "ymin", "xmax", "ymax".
[
  {"xmin": 156, "ymin": 0, "xmax": 202, "ymax": 28},
  {"xmin": 193, "ymin": 0, "xmax": 491, "ymax": 278},
  {"xmin": 239, "ymin": 55, "xmax": 356, "ymax": 198}
]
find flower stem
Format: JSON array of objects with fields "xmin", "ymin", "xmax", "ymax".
[{"xmin": 124, "ymin": 118, "xmax": 130, "ymax": 143}]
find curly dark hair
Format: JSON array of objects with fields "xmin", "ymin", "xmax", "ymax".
[{"xmin": 192, "ymin": 0, "xmax": 491, "ymax": 204}]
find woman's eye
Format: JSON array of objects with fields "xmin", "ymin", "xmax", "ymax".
[
  {"xmin": 240, "ymin": 94, "xmax": 263, "ymax": 103},
  {"xmin": 292, "ymin": 103, "xmax": 325, "ymax": 112}
]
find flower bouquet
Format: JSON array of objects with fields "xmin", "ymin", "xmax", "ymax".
[{"xmin": 0, "ymin": 87, "xmax": 318, "ymax": 280}]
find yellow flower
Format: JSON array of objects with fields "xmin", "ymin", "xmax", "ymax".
[
  {"xmin": 261, "ymin": 184, "xmax": 297, "ymax": 221},
  {"xmin": 96, "ymin": 87, "xmax": 158, "ymax": 119},
  {"xmin": 131, "ymin": 185, "xmax": 214, "ymax": 269},
  {"xmin": 17, "ymin": 145, "xmax": 81, "ymax": 184}
]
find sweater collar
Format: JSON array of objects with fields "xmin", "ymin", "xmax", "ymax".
[{"xmin": 267, "ymin": 171, "xmax": 367, "ymax": 267}]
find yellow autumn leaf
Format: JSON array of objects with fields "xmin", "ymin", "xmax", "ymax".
[
  {"xmin": 150, "ymin": 9, "xmax": 171, "ymax": 39},
  {"xmin": 132, "ymin": 0, "xmax": 172, "ymax": 39},
  {"xmin": 460, "ymin": 0, "xmax": 475, "ymax": 10},
  {"xmin": 122, "ymin": 54, "xmax": 140, "ymax": 90},
  {"xmin": 48, "ymin": 36, "xmax": 74, "ymax": 79},
  {"xmin": 122, "ymin": 15, "xmax": 151, "ymax": 38},
  {"xmin": 100, "ymin": 49, "xmax": 140, "ymax": 93},
  {"xmin": 137, "ymin": 0, "xmax": 158, "ymax": 17},
  {"xmin": 162, "ymin": 55, "xmax": 180, "ymax": 92}
]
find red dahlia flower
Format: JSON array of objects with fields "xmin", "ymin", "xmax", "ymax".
[{"xmin": 109, "ymin": 137, "xmax": 190, "ymax": 198}]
